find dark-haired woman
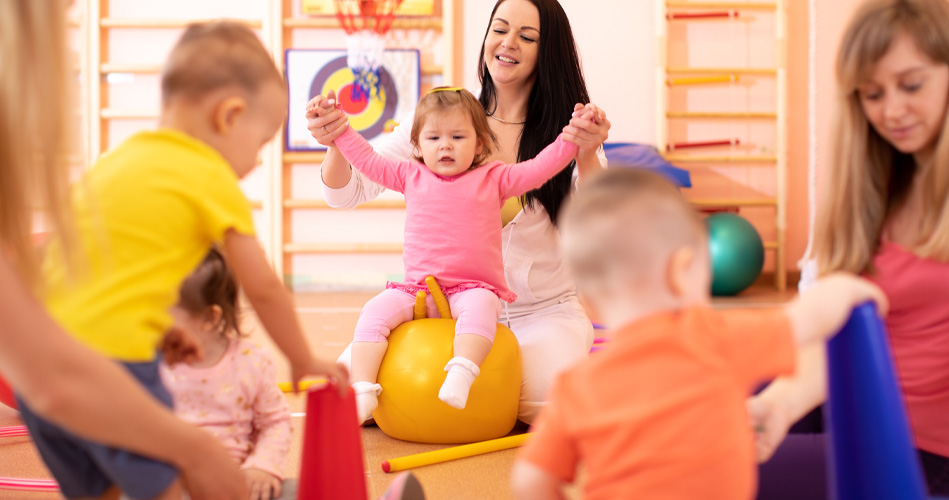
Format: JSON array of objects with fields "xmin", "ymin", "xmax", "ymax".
[{"xmin": 306, "ymin": 0, "xmax": 610, "ymax": 423}]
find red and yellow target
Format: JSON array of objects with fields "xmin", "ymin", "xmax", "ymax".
[{"xmin": 309, "ymin": 56, "xmax": 399, "ymax": 139}]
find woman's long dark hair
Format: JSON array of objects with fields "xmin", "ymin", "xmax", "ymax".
[{"xmin": 478, "ymin": 0, "xmax": 591, "ymax": 225}]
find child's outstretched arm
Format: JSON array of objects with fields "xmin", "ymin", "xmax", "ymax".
[
  {"xmin": 747, "ymin": 342, "xmax": 827, "ymax": 462},
  {"xmin": 222, "ymin": 230, "xmax": 348, "ymax": 392},
  {"xmin": 784, "ymin": 272, "xmax": 889, "ymax": 345},
  {"xmin": 318, "ymin": 109, "xmax": 412, "ymax": 194},
  {"xmin": 241, "ymin": 347, "xmax": 292, "ymax": 499},
  {"xmin": 497, "ymin": 134, "xmax": 579, "ymax": 199},
  {"xmin": 750, "ymin": 273, "xmax": 888, "ymax": 462},
  {"xmin": 562, "ymin": 103, "xmax": 610, "ymax": 184},
  {"xmin": 512, "ymin": 460, "xmax": 569, "ymax": 500}
]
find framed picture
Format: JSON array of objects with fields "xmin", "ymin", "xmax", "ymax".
[
  {"xmin": 285, "ymin": 48, "xmax": 421, "ymax": 151},
  {"xmin": 300, "ymin": 0, "xmax": 436, "ymax": 17}
]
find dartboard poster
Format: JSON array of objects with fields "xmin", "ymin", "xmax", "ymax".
[{"xmin": 285, "ymin": 48, "xmax": 421, "ymax": 151}]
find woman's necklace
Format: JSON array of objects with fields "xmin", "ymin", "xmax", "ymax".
[{"xmin": 486, "ymin": 113, "xmax": 526, "ymax": 125}]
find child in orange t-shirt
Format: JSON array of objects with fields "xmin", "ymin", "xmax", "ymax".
[{"xmin": 511, "ymin": 169, "xmax": 889, "ymax": 500}]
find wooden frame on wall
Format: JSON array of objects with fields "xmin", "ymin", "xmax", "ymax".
[{"xmin": 655, "ymin": 0, "xmax": 788, "ymax": 291}]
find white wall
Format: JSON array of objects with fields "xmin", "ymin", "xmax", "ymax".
[{"xmin": 461, "ymin": 0, "xmax": 655, "ymax": 145}]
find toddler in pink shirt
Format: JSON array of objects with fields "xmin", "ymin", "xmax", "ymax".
[
  {"xmin": 310, "ymin": 87, "xmax": 580, "ymax": 421},
  {"xmin": 161, "ymin": 249, "xmax": 292, "ymax": 499}
]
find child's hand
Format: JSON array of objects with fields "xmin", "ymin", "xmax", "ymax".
[
  {"xmin": 787, "ymin": 272, "xmax": 889, "ymax": 345},
  {"xmin": 291, "ymin": 357, "xmax": 350, "ymax": 397},
  {"xmin": 746, "ymin": 396, "xmax": 791, "ymax": 463},
  {"xmin": 242, "ymin": 468, "xmax": 281, "ymax": 500},
  {"xmin": 824, "ymin": 272, "xmax": 890, "ymax": 316},
  {"xmin": 160, "ymin": 306, "xmax": 205, "ymax": 365},
  {"xmin": 561, "ymin": 102, "xmax": 610, "ymax": 154},
  {"xmin": 305, "ymin": 89, "xmax": 350, "ymax": 146}
]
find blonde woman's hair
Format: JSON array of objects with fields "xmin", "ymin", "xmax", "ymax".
[
  {"xmin": 0, "ymin": 1, "xmax": 77, "ymax": 289},
  {"xmin": 814, "ymin": 0, "xmax": 949, "ymax": 275},
  {"xmin": 410, "ymin": 87, "xmax": 498, "ymax": 166}
]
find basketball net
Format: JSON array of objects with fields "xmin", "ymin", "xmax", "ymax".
[{"xmin": 334, "ymin": 0, "xmax": 403, "ymax": 101}]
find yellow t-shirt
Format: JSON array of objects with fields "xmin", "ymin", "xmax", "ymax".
[{"xmin": 43, "ymin": 129, "xmax": 255, "ymax": 362}]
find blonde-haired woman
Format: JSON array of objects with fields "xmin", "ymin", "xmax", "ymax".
[
  {"xmin": 0, "ymin": 2, "xmax": 244, "ymax": 498},
  {"xmin": 753, "ymin": 0, "xmax": 949, "ymax": 496}
]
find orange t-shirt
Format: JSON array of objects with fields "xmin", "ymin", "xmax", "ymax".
[{"xmin": 519, "ymin": 306, "xmax": 796, "ymax": 500}]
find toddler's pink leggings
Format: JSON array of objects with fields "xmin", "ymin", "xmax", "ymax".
[{"xmin": 353, "ymin": 287, "xmax": 501, "ymax": 343}]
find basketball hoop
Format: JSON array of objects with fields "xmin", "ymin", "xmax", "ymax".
[{"xmin": 335, "ymin": 0, "xmax": 403, "ymax": 101}]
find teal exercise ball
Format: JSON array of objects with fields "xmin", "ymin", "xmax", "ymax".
[{"xmin": 705, "ymin": 213, "xmax": 764, "ymax": 296}]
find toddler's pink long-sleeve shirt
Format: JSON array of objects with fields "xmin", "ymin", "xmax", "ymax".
[
  {"xmin": 334, "ymin": 127, "xmax": 578, "ymax": 301},
  {"xmin": 160, "ymin": 339, "xmax": 292, "ymax": 479}
]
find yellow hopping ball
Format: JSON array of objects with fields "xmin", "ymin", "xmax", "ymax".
[{"xmin": 373, "ymin": 277, "xmax": 522, "ymax": 444}]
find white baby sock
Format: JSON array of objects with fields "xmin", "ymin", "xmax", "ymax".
[
  {"xmin": 438, "ymin": 357, "xmax": 481, "ymax": 410},
  {"xmin": 352, "ymin": 381, "xmax": 383, "ymax": 423}
]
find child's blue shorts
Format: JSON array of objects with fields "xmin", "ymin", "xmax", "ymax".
[{"xmin": 16, "ymin": 357, "xmax": 179, "ymax": 499}]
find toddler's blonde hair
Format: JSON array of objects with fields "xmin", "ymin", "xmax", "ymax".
[
  {"xmin": 162, "ymin": 21, "xmax": 284, "ymax": 106},
  {"xmin": 560, "ymin": 168, "xmax": 705, "ymax": 297}
]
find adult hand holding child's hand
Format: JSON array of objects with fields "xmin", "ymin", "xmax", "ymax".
[
  {"xmin": 305, "ymin": 89, "xmax": 349, "ymax": 146},
  {"xmin": 561, "ymin": 102, "xmax": 610, "ymax": 154}
]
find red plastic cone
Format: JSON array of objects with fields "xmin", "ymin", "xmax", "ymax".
[{"xmin": 297, "ymin": 385, "xmax": 368, "ymax": 500}]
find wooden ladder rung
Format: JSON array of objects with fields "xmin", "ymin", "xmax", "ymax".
[
  {"xmin": 666, "ymin": 111, "xmax": 777, "ymax": 120},
  {"xmin": 667, "ymin": 67, "xmax": 777, "ymax": 76},
  {"xmin": 283, "ymin": 17, "xmax": 443, "ymax": 30},
  {"xmin": 100, "ymin": 109, "xmax": 158, "ymax": 119},
  {"xmin": 665, "ymin": 155, "xmax": 778, "ymax": 163},
  {"xmin": 283, "ymin": 152, "xmax": 327, "ymax": 164},
  {"xmin": 101, "ymin": 63, "xmax": 162, "ymax": 74},
  {"xmin": 666, "ymin": 1, "xmax": 777, "ymax": 10},
  {"xmin": 284, "ymin": 199, "xmax": 406, "ymax": 209},
  {"xmin": 284, "ymin": 242, "xmax": 403, "ymax": 254},
  {"xmin": 100, "ymin": 18, "xmax": 263, "ymax": 29},
  {"xmin": 690, "ymin": 198, "xmax": 778, "ymax": 207}
]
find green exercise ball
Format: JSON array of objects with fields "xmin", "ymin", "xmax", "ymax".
[{"xmin": 705, "ymin": 212, "xmax": 764, "ymax": 296}]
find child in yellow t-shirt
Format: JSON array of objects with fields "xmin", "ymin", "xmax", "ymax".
[
  {"xmin": 21, "ymin": 22, "xmax": 347, "ymax": 500},
  {"xmin": 512, "ymin": 169, "xmax": 887, "ymax": 500}
]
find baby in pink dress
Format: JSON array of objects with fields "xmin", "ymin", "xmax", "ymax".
[
  {"xmin": 312, "ymin": 87, "xmax": 580, "ymax": 422},
  {"xmin": 161, "ymin": 249, "xmax": 291, "ymax": 498}
]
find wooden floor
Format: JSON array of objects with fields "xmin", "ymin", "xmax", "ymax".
[{"xmin": 0, "ymin": 280, "xmax": 797, "ymax": 500}]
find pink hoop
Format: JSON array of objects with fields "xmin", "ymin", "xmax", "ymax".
[
  {"xmin": 0, "ymin": 426, "xmax": 59, "ymax": 492},
  {"xmin": 0, "ymin": 477, "xmax": 59, "ymax": 492},
  {"xmin": 0, "ymin": 425, "xmax": 28, "ymax": 438}
]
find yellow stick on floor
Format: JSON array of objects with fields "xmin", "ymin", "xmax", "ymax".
[
  {"xmin": 277, "ymin": 379, "xmax": 327, "ymax": 393},
  {"xmin": 381, "ymin": 433, "xmax": 530, "ymax": 473}
]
